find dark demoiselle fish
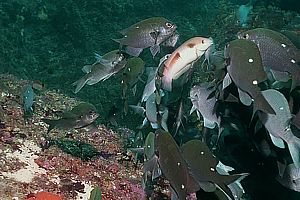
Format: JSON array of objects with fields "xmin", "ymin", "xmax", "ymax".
[
  {"xmin": 114, "ymin": 17, "xmax": 177, "ymax": 57},
  {"xmin": 181, "ymin": 140, "xmax": 249, "ymax": 200},
  {"xmin": 224, "ymin": 39, "xmax": 275, "ymax": 115},
  {"xmin": 73, "ymin": 50, "xmax": 126, "ymax": 93},
  {"xmin": 259, "ymin": 89, "xmax": 300, "ymax": 167},
  {"xmin": 42, "ymin": 102, "xmax": 99, "ymax": 133},
  {"xmin": 121, "ymin": 57, "xmax": 145, "ymax": 97},
  {"xmin": 156, "ymin": 130, "xmax": 200, "ymax": 200},
  {"xmin": 162, "ymin": 37, "xmax": 213, "ymax": 91},
  {"xmin": 238, "ymin": 28, "xmax": 300, "ymax": 91}
]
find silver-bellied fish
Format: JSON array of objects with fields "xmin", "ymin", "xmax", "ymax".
[
  {"xmin": 162, "ymin": 37, "xmax": 213, "ymax": 91},
  {"xmin": 238, "ymin": 28, "xmax": 300, "ymax": 91},
  {"xmin": 73, "ymin": 50, "xmax": 126, "ymax": 93},
  {"xmin": 113, "ymin": 17, "xmax": 177, "ymax": 57},
  {"xmin": 223, "ymin": 39, "xmax": 275, "ymax": 116},
  {"xmin": 258, "ymin": 89, "xmax": 300, "ymax": 168},
  {"xmin": 42, "ymin": 102, "xmax": 99, "ymax": 133},
  {"xmin": 190, "ymin": 83, "xmax": 221, "ymax": 130}
]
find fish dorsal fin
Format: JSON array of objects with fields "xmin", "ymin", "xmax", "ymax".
[
  {"xmin": 61, "ymin": 111, "xmax": 77, "ymax": 119},
  {"xmin": 223, "ymin": 73, "xmax": 232, "ymax": 90}
]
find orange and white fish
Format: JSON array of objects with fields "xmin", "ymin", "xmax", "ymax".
[{"xmin": 161, "ymin": 37, "xmax": 213, "ymax": 91}]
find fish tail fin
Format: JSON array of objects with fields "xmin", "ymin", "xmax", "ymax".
[
  {"xmin": 287, "ymin": 136, "xmax": 300, "ymax": 168},
  {"xmin": 41, "ymin": 118, "xmax": 56, "ymax": 133},
  {"xmin": 291, "ymin": 72, "xmax": 300, "ymax": 92},
  {"xmin": 217, "ymin": 173, "xmax": 249, "ymax": 200},
  {"xmin": 72, "ymin": 76, "xmax": 89, "ymax": 94},
  {"xmin": 253, "ymin": 93, "xmax": 276, "ymax": 117}
]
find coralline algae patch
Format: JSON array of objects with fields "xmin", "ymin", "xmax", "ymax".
[
  {"xmin": 1, "ymin": 140, "xmax": 46, "ymax": 183},
  {"xmin": 0, "ymin": 74, "xmax": 143, "ymax": 200}
]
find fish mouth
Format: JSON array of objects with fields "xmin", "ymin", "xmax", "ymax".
[{"xmin": 171, "ymin": 24, "xmax": 177, "ymax": 30}]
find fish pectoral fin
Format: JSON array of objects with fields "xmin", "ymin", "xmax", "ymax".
[
  {"xmin": 150, "ymin": 44, "xmax": 160, "ymax": 57},
  {"xmin": 222, "ymin": 73, "xmax": 232, "ymax": 90},
  {"xmin": 270, "ymin": 69, "xmax": 291, "ymax": 82},
  {"xmin": 204, "ymin": 117, "xmax": 216, "ymax": 129},
  {"xmin": 73, "ymin": 76, "xmax": 89, "ymax": 93},
  {"xmin": 269, "ymin": 134, "xmax": 285, "ymax": 148},
  {"xmin": 125, "ymin": 46, "xmax": 143, "ymax": 57},
  {"xmin": 150, "ymin": 122, "xmax": 159, "ymax": 129},
  {"xmin": 149, "ymin": 31, "xmax": 159, "ymax": 41},
  {"xmin": 238, "ymin": 89, "xmax": 253, "ymax": 106},
  {"xmin": 197, "ymin": 181, "xmax": 216, "ymax": 192}
]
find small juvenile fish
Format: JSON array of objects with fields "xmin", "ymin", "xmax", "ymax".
[
  {"xmin": 73, "ymin": 50, "xmax": 126, "ymax": 93},
  {"xmin": 162, "ymin": 37, "xmax": 213, "ymax": 91},
  {"xmin": 22, "ymin": 84, "xmax": 35, "ymax": 116},
  {"xmin": 238, "ymin": 28, "xmax": 300, "ymax": 91},
  {"xmin": 236, "ymin": 1, "xmax": 253, "ymax": 27},
  {"xmin": 114, "ymin": 17, "xmax": 177, "ymax": 57},
  {"xmin": 42, "ymin": 102, "xmax": 99, "ymax": 133},
  {"xmin": 259, "ymin": 89, "xmax": 300, "ymax": 167}
]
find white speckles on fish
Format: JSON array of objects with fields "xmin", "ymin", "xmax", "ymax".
[{"xmin": 238, "ymin": 28, "xmax": 300, "ymax": 91}]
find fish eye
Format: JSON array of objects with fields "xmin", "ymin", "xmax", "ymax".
[
  {"xmin": 243, "ymin": 34, "xmax": 249, "ymax": 39},
  {"xmin": 201, "ymin": 40, "xmax": 205, "ymax": 44},
  {"xmin": 165, "ymin": 22, "xmax": 173, "ymax": 28}
]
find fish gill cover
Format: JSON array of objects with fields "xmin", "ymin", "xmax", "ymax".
[{"xmin": 0, "ymin": 0, "xmax": 300, "ymax": 199}]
